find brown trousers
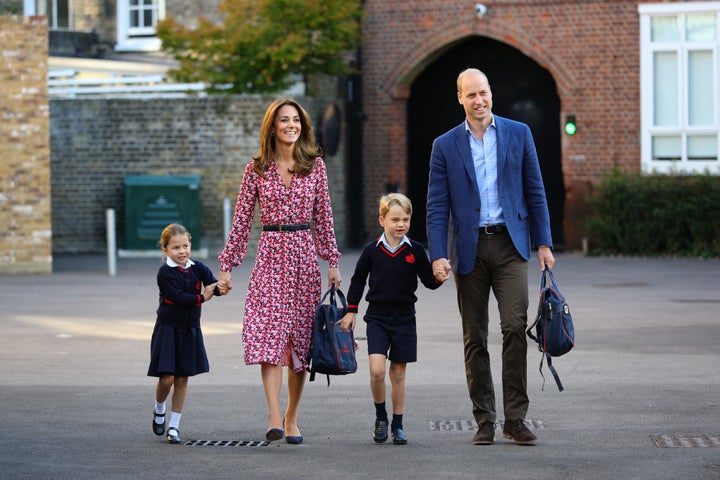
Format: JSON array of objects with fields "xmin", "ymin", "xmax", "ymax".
[{"xmin": 454, "ymin": 230, "xmax": 529, "ymax": 425}]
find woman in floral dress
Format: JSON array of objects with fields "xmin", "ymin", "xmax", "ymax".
[{"xmin": 217, "ymin": 98, "xmax": 342, "ymax": 444}]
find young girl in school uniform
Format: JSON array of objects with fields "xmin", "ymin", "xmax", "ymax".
[{"xmin": 147, "ymin": 223, "xmax": 220, "ymax": 444}]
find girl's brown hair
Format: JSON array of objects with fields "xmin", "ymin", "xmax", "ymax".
[
  {"xmin": 159, "ymin": 223, "xmax": 191, "ymax": 250},
  {"xmin": 253, "ymin": 98, "xmax": 321, "ymax": 178}
]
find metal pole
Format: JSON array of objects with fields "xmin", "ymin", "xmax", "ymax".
[
  {"xmin": 223, "ymin": 198, "xmax": 232, "ymax": 242},
  {"xmin": 106, "ymin": 208, "xmax": 117, "ymax": 276}
]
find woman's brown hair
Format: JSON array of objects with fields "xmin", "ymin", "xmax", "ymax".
[{"xmin": 253, "ymin": 98, "xmax": 322, "ymax": 178}]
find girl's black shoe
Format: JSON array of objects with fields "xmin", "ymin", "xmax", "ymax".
[
  {"xmin": 152, "ymin": 411, "xmax": 165, "ymax": 436},
  {"xmin": 166, "ymin": 427, "xmax": 181, "ymax": 444}
]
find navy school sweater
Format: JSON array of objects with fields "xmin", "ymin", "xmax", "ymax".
[
  {"xmin": 346, "ymin": 238, "xmax": 442, "ymax": 317},
  {"xmin": 156, "ymin": 261, "xmax": 218, "ymax": 328}
]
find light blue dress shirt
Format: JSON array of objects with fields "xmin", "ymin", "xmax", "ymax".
[
  {"xmin": 377, "ymin": 233, "xmax": 411, "ymax": 253},
  {"xmin": 465, "ymin": 118, "xmax": 505, "ymax": 226}
]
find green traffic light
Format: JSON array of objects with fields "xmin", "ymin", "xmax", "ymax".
[{"xmin": 564, "ymin": 115, "xmax": 577, "ymax": 135}]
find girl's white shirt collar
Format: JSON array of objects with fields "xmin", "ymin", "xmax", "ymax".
[{"xmin": 166, "ymin": 257, "xmax": 195, "ymax": 269}]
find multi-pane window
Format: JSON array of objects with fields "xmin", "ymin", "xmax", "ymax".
[
  {"xmin": 639, "ymin": 3, "xmax": 720, "ymax": 173},
  {"xmin": 116, "ymin": 0, "xmax": 165, "ymax": 52},
  {"xmin": 33, "ymin": 0, "xmax": 71, "ymax": 29},
  {"xmin": 128, "ymin": 0, "xmax": 158, "ymax": 36}
]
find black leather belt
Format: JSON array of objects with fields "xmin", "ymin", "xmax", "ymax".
[
  {"xmin": 479, "ymin": 224, "xmax": 506, "ymax": 235},
  {"xmin": 262, "ymin": 223, "xmax": 311, "ymax": 232}
]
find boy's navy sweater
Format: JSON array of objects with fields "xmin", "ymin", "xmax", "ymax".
[{"xmin": 346, "ymin": 238, "xmax": 441, "ymax": 317}]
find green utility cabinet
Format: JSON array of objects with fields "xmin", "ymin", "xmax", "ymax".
[{"xmin": 124, "ymin": 175, "xmax": 201, "ymax": 250}]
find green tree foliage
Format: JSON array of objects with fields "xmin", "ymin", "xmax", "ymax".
[
  {"xmin": 0, "ymin": 0, "xmax": 23, "ymax": 15},
  {"xmin": 157, "ymin": 0, "xmax": 362, "ymax": 93}
]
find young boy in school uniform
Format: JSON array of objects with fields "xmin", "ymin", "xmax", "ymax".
[{"xmin": 340, "ymin": 193, "xmax": 448, "ymax": 444}]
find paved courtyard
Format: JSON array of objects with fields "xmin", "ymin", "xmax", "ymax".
[{"xmin": 1, "ymin": 251, "xmax": 719, "ymax": 479}]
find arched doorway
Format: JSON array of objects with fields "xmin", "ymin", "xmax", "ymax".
[{"xmin": 407, "ymin": 36, "xmax": 565, "ymax": 247}]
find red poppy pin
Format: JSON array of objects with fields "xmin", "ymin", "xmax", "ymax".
[{"xmin": 405, "ymin": 253, "xmax": 415, "ymax": 264}]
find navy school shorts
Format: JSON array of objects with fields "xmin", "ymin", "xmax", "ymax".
[{"xmin": 364, "ymin": 313, "xmax": 417, "ymax": 363}]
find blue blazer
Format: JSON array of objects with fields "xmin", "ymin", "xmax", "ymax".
[{"xmin": 426, "ymin": 116, "xmax": 553, "ymax": 275}]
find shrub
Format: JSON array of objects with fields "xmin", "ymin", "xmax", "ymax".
[{"xmin": 586, "ymin": 170, "xmax": 720, "ymax": 257}]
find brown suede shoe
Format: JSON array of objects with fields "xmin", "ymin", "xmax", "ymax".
[
  {"xmin": 502, "ymin": 419, "xmax": 537, "ymax": 445},
  {"xmin": 471, "ymin": 421, "xmax": 495, "ymax": 445}
]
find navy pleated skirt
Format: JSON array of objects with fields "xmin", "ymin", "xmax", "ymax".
[{"xmin": 147, "ymin": 324, "xmax": 209, "ymax": 377}]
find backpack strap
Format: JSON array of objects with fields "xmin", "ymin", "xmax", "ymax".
[
  {"xmin": 526, "ymin": 311, "xmax": 541, "ymax": 343},
  {"xmin": 321, "ymin": 286, "xmax": 348, "ymax": 311},
  {"xmin": 527, "ymin": 270, "xmax": 550, "ymax": 341},
  {"xmin": 539, "ymin": 352, "xmax": 565, "ymax": 392},
  {"xmin": 308, "ymin": 370, "xmax": 331, "ymax": 386}
]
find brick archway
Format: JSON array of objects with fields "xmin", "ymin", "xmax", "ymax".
[
  {"xmin": 383, "ymin": 24, "xmax": 575, "ymax": 99},
  {"xmin": 360, "ymin": 1, "xmax": 642, "ymax": 249},
  {"xmin": 375, "ymin": 30, "xmax": 570, "ymax": 246}
]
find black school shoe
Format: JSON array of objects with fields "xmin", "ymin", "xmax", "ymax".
[
  {"xmin": 391, "ymin": 427, "xmax": 408, "ymax": 445},
  {"xmin": 373, "ymin": 419, "xmax": 389, "ymax": 443},
  {"xmin": 152, "ymin": 411, "xmax": 165, "ymax": 436}
]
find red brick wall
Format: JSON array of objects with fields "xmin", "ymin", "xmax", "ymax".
[{"xmin": 361, "ymin": 0, "xmax": 666, "ymax": 248}]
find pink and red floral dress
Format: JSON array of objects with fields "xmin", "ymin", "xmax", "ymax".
[{"xmin": 218, "ymin": 158, "xmax": 341, "ymax": 372}]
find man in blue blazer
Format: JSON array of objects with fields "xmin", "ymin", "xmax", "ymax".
[{"xmin": 427, "ymin": 68, "xmax": 555, "ymax": 446}]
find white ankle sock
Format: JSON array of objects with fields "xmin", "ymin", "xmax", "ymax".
[
  {"xmin": 154, "ymin": 402, "xmax": 166, "ymax": 420},
  {"xmin": 169, "ymin": 411, "xmax": 182, "ymax": 429}
]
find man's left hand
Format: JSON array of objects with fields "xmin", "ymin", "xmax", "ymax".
[{"xmin": 538, "ymin": 246, "xmax": 555, "ymax": 271}]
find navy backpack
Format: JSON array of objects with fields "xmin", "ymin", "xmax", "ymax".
[
  {"xmin": 526, "ymin": 269, "xmax": 575, "ymax": 391},
  {"xmin": 307, "ymin": 287, "xmax": 357, "ymax": 385}
]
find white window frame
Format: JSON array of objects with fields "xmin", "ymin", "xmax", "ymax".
[
  {"xmin": 639, "ymin": 2, "xmax": 720, "ymax": 174},
  {"xmin": 24, "ymin": 0, "xmax": 72, "ymax": 30},
  {"xmin": 115, "ymin": 0, "xmax": 165, "ymax": 52}
]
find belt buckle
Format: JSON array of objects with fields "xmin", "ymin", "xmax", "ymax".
[
  {"xmin": 278, "ymin": 224, "xmax": 285, "ymax": 232},
  {"xmin": 483, "ymin": 224, "xmax": 501, "ymax": 234}
]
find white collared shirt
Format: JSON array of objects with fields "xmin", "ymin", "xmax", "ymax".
[
  {"xmin": 166, "ymin": 257, "xmax": 195, "ymax": 269},
  {"xmin": 376, "ymin": 233, "xmax": 411, "ymax": 253}
]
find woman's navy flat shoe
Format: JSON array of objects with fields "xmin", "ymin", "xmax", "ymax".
[
  {"xmin": 266, "ymin": 428, "xmax": 284, "ymax": 441},
  {"xmin": 286, "ymin": 435, "xmax": 303, "ymax": 444}
]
